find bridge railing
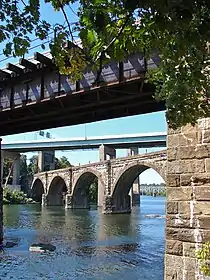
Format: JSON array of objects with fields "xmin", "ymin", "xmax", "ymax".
[{"xmin": 111, "ymin": 149, "xmax": 167, "ymax": 162}]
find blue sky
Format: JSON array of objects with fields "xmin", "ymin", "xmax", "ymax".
[{"xmin": 1, "ymin": 2, "xmax": 167, "ymax": 184}]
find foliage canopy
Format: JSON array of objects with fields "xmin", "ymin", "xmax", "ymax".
[{"xmin": 1, "ymin": 0, "xmax": 210, "ymax": 128}]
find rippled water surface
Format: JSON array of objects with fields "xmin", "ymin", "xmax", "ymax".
[{"xmin": 0, "ymin": 196, "xmax": 165, "ymax": 280}]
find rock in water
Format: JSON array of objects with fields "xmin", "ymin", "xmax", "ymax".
[
  {"xmin": 4, "ymin": 241, "xmax": 18, "ymax": 248},
  {"xmin": 29, "ymin": 243, "xmax": 56, "ymax": 252},
  {"xmin": 144, "ymin": 214, "xmax": 165, "ymax": 219}
]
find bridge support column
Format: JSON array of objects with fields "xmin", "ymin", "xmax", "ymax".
[
  {"xmin": 65, "ymin": 193, "xmax": 89, "ymax": 209},
  {"xmin": 38, "ymin": 151, "xmax": 55, "ymax": 172},
  {"xmin": 12, "ymin": 154, "xmax": 20, "ymax": 186},
  {"xmin": 165, "ymin": 117, "xmax": 210, "ymax": 280},
  {"xmin": 97, "ymin": 181, "xmax": 104, "ymax": 207},
  {"xmin": 102, "ymin": 195, "xmax": 131, "ymax": 214},
  {"xmin": 127, "ymin": 147, "xmax": 140, "ymax": 206},
  {"xmin": 65, "ymin": 194, "xmax": 73, "ymax": 209},
  {"xmin": 99, "ymin": 145, "xmax": 116, "ymax": 161}
]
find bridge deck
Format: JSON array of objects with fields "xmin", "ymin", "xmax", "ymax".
[
  {"xmin": 0, "ymin": 53, "xmax": 165, "ymax": 136},
  {"xmin": 2, "ymin": 132, "xmax": 166, "ymax": 152}
]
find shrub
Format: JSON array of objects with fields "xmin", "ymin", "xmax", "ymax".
[
  {"xmin": 196, "ymin": 242, "xmax": 210, "ymax": 276},
  {"xmin": 3, "ymin": 188, "xmax": 28, "ymax": 204}
]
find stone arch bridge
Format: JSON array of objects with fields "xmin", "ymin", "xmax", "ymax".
[{"xmin": 31, "ymin": 150, "xmax": 167, "ymax": 213}]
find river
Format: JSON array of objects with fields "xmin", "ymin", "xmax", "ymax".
[{"xmin": 0, "ymin": 196, "xmax": 165, "ymax": 280}]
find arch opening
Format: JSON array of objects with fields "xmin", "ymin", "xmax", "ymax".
[
  {"xmin": 112, "ymin": 164, "xmax": 165, "ymax": 214},
  {"xmin": 72, "ymin": 172, "xmax": 98, "ymax": 209},
  {"xmin": 31, "ymin": 179, "xmax": 44, "ymax": 203},
  {"xmin": 47, "ymin": 176, "xmax": 68, "ymax": 206}
]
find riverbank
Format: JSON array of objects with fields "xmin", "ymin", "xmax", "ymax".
[{"xmin": 3, "ymin": 188, "xmax": 35, "ymax": 205}]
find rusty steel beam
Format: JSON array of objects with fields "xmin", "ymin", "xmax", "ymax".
[
  {"xmin": 6, "ymin": 63, "xmax": 24, "ymax": 75},
  {"xmin": 34, "ymin": 52, "xmax": 53, "ymax": 66},
  {"xmin": 19, "ymin": 58, "xmax": 37, "ymax": 71}
]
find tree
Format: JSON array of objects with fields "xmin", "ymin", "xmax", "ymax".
[
  {"xmin": 88, "ymin": 177, "xmax": 98, "ymax": 204},
  {"xmin": 55, "ymin": 156, "xmax": 71, "ymax": 169},
  {"xmin": 27, "ymin": 155, "xmax": 38, "ymax": 174},
  {"xmin": 0, "ymin": 1, "xmax": 210, "ymax": 128},
  {"xmin": 3, "ymin": 158, "xmax": 11, "ymax": 180}
]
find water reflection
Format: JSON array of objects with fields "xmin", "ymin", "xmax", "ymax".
[
  {"xmin": 3, "ymin": 205, "xmax": 22, "ymax": 228},
  {"xmin": 1, "ymin": 197, "xmax": 165, "ymax": 280}
]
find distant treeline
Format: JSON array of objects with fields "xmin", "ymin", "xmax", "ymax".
[{"xmin": 141, "ymin": 183, "xmax": 166, "ymax": 187}]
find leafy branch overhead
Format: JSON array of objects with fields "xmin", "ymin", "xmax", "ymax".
[{"xmin": 1, "ymin": 0, "xmax": 210, "ymax": 128}]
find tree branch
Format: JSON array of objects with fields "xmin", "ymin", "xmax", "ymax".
[
  {"xmin": 94, "ymin": 13, "xmax": 131, "ymax": 84},
  {"xmin": 102, "ymin": 13, "xmax": 131, "ymax": 56},
  {"xmin": 59, "ymin": 4, "xmax": 74, "ymax": 42}
]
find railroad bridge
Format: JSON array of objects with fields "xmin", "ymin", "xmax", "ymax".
[{"xmin": 31, "ymin": 150, "xmax": 167, "ymax": 213}]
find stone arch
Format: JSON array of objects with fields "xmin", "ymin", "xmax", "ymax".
[
  {"xmin": 71, "ymin": 168, "xmax": 104, "ymax": 209},
  {"xmin": 31, "ymin": 178, "xmax": 45, "ymax": 203},
  {"xmin": 109, "ymin": 161, "xmax": 166, "ymax": 213},
  {"xmin": 112, "ymin": 160, "xmax": 166, "ymax": 196},
  {"xmin": 47, "ymin": 176, "xmax": 68, "ymax": 206}
]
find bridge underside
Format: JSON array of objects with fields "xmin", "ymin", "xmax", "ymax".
[{"xmin": 0, "ymin": 81, "xmax": 164, "ymax": 136}]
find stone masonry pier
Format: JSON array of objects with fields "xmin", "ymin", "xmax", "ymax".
[{"xmin": 166, "ymin": 118, "xmax": 210, "ymax": 280}]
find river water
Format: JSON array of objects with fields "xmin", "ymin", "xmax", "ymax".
[{"xmin": 0, "ymin": 196, "xmax": 165, "ymax": 280}]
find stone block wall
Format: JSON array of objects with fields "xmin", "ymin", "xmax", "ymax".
[{"xmin": 166, "ymin": 118, "xmax": 210, "ymax": 280}]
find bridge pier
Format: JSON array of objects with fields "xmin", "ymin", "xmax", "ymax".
[
  {"xmin": 103, "ymin": 195, "xmax": 131, "ymax": 214},
  {"xmin": 98, "ymin": 145, "xmax": 116, "ymax": 208},
  {"xmin": 65, "ymin": 193, "xmax": 90, "ymax": 209},
  {"xmin": 42, "ymin": 193, "xmax": 65, "ymax": 206},
  {"xmin": 12, "ymin": 154, "xmax": 20, "ymax": 186},
  {"xmin": 127, "ymin": 147, "xmax": 140, "ymax": 206},
  {"xmin": 38, "ymin": 151, "xmax": 55, "ymax": 172},
  {"xmin": 165, "ymin": 118, "xmax": 210, "ymax": 280},
  {"xmin": 99, "ymin": 145, "xmax": 116, "ymax": 161}
]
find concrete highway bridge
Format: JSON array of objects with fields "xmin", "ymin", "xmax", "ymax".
[{"xmin": 2, "ymin": 132, "xmax": 166, "ymax": 152}]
